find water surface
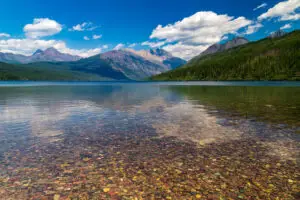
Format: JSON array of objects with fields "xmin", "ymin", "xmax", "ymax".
[{"xmin": 0, "ymin": 82, "xmax": 299, "ymax": 199}]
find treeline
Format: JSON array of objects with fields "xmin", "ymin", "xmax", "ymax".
[
  {"xmin": 0, "ymin": 62, "xmax": 105, "ymax": 81},
  {"xmin": 151, "ymin": 30, "xmax": 300, "ymax": 81}
]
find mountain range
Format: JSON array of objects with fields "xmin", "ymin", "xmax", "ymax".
[
  {"xmin": 98, "ymin": 49, "xmax": 186, "ymax": 79},
  {"xmin": 0, "ymin": 47, "xmax": 186, "ymax": 80},
  {"xmin": 0, "ymin": 48, "xmax": 80, "ymax": 64}
]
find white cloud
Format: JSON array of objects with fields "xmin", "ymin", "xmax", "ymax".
[
  {"xmin": 0, "ymin": 33, "xmax": 10, "ymax": 38},
  {"xmin": 0, "ymin": 18, "xmax": 106, "ymax": 58},
  {"xmin": 128, "ymin": 43, "xmax": 137, "ymax": 48},
  {"xmin": 24, "ymin": 18, "xmax": 62, "ymax": 39},
  {"xmin": 69, "ymin": 22, "xmax": 97, "ymax": 31},
  {"xmin": 244, "ymin": 23, "xmax": 263, "ymax": 35},
  {"xmin": 280, "ymin": 23, "xmax": 292, "ymax": 30},
  {"xmin": 258, "ymin": 0, "xmax": 300, "ymax": 21},
  {"xmin": 141, "ymin": 41, "xmax": 165, "ymax": 48},
  {"xmin": 254, "ymin": 3, "xmax": 268, "ymax": 11},
  {"xmin": 69, "ymin": 48, "xmax": 102, "ymax": 57},
  {"xmin": 221, "ymin": 35, "xmax": 229, "ymax": 41},
  {"xmin": 113, "ymin": 43, "xmax": 124, "ymax": 50},
  {"xmin": 92, "ymin": 34, "xmax": 102, "ymax": 39},
  {"xmin": 0, "ymin": 38, "xmax": 103, "ymax": 57},
  {"xmin": 102, "ymin": 44, "xmax": 109, "ymax": 49},
  {"xmin": 150, "ymin": 12, "xmax": 251, "ymax": 44},
  {"xmin": 0, "ymin": 39, "xmax": 63, "ymax": 55},
  {"xmin": 280, "ymin": 13, "xmax": 300, "ymax": 21},
  {"xmin": 83, "ymin": 36, "xmax": 90, "ymax": 40},
  {"xmin": 163, "ymin": 42, "xmax": 209, "ymax": 60},
  {"xmin": 148, "ymin": 11, "xmax": 252, "ymax": 59}
]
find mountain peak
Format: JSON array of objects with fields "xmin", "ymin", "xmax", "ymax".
[
  {"xmin": 29, "ymin": 47, "xmax": 81, "ymax": 62},
  {"xmin": 224, "ymin": 37, "xmax": 249, "ymax": 49},
  {"xmin": 232, "ymin": 37, "xmax": 249, "ymax": 42},
  {"xmin": 201, "ymin": 37, "xmax": 249, "ymax": 57},
  {"xmin": 33, "ymin": 49, "xmax": 43, "ymax": 56},
  {"xmin": 44, "ymin": 47, "xmax": 60, "ymax": 54},
  {"xmin": 149, "ymin": 48, "xmax": 171, "ymax": 57},
  {"xmin": 269, "ymin": 30, "xmax": 286, "ymax": 39}
]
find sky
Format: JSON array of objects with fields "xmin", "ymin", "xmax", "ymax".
[{"xmin": 0, "ymin": 0, "xmax": 299, "ymax": 60}]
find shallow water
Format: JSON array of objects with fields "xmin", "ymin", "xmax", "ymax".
[{"xmin": 0, "ymin": 82, "xmax": 299, "ymax": 199}]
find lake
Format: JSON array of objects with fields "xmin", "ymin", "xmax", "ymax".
[{"xmin": 0, "ymin": 81, "xmax": 299, "ymax": 199}]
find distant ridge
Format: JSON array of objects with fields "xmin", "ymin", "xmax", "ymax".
[
  {"xmin": 0, "ymin": 52, "xmax": 28, "ymax": 64},
  {"xmin": 0, "ymin": 48, "xmax": 81, "ymax": 64}
]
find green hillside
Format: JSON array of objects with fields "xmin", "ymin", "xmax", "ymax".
[
  {"xmin": 151, "ymin": 30, "xmax": 300, "ymax": 81},
  {"xmin": 0, "ymin": 62, "xmax": 107, "ymax": 81}
]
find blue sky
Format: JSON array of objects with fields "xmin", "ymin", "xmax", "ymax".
[{"xmin": 0, "ymin": 0, "xmax": 299, "ymax": 59}]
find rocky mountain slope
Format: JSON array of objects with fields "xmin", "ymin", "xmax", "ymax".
[
  {"xmin": 268, "ymin": 30, "xmax": 286, "ymax": 39},
  {"xmin": 126, "ymin": 48, "xmax": 186, "ymax": 70},
  {"xmin": 86, "ymin": 50, "xmax": 172, "ymax": 80}
]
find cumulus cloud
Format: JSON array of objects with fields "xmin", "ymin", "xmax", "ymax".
[
  {"xmin": 0, "ymin": 38, "xmax": 103, "ymax": 57},
  {"xmin": 0, "ymin": 33, "xmax": 10, "ymax": 38},
  {"xmin": 113, "ymin": 43, "xmax": 124, "ymax": 50},
  {"xmin": 69, "ymin": 22, "xmax": 97, "ymax": 31},
  {"xmin": 244, "ymin": 23, "xmax": 263, "ymax": 35},
  {"xmin": 258, "ymin": 0, "xmax": 300, "ymax": 21},
  {"xmin": 150, "ymin": 12, "xmax": 251, "ymax": 44},
  {"xmin": 280, "ymin": 23, "xmax": 292, "ymax": 30},
  {"xmin": 83, "ymin": 36, "xmax": 90, "ymax": 40},
  {"xmin": 254, "ymin": 3, "xmax": 268, "ymax": 11},
  {"xmin": 141, "ymin": 41, "xmax": 165, "ymax": 48},
  {"xmin": 147, "ymin": 11, "xmax": 252, "ymax": 59},
  {"xmin": 24, "ymin": 18, "xmax": 62, "ymax": 39},
  {"xmin": 92, "ymin": 34, "xmax": 102, "ymax": 39}
]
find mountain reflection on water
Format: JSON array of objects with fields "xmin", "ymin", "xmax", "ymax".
[{"xmin": 0, "ymin": 83, "xmax": 299, "ymax": 199}]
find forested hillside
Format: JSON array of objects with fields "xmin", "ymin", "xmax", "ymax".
[
  {"xmin": 151, "ymin": 31, "xmax": 300, "ymax": 81},
  {"xmin": 0, "ymin": 62, "xmax": 107, "ymax": 81}
]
